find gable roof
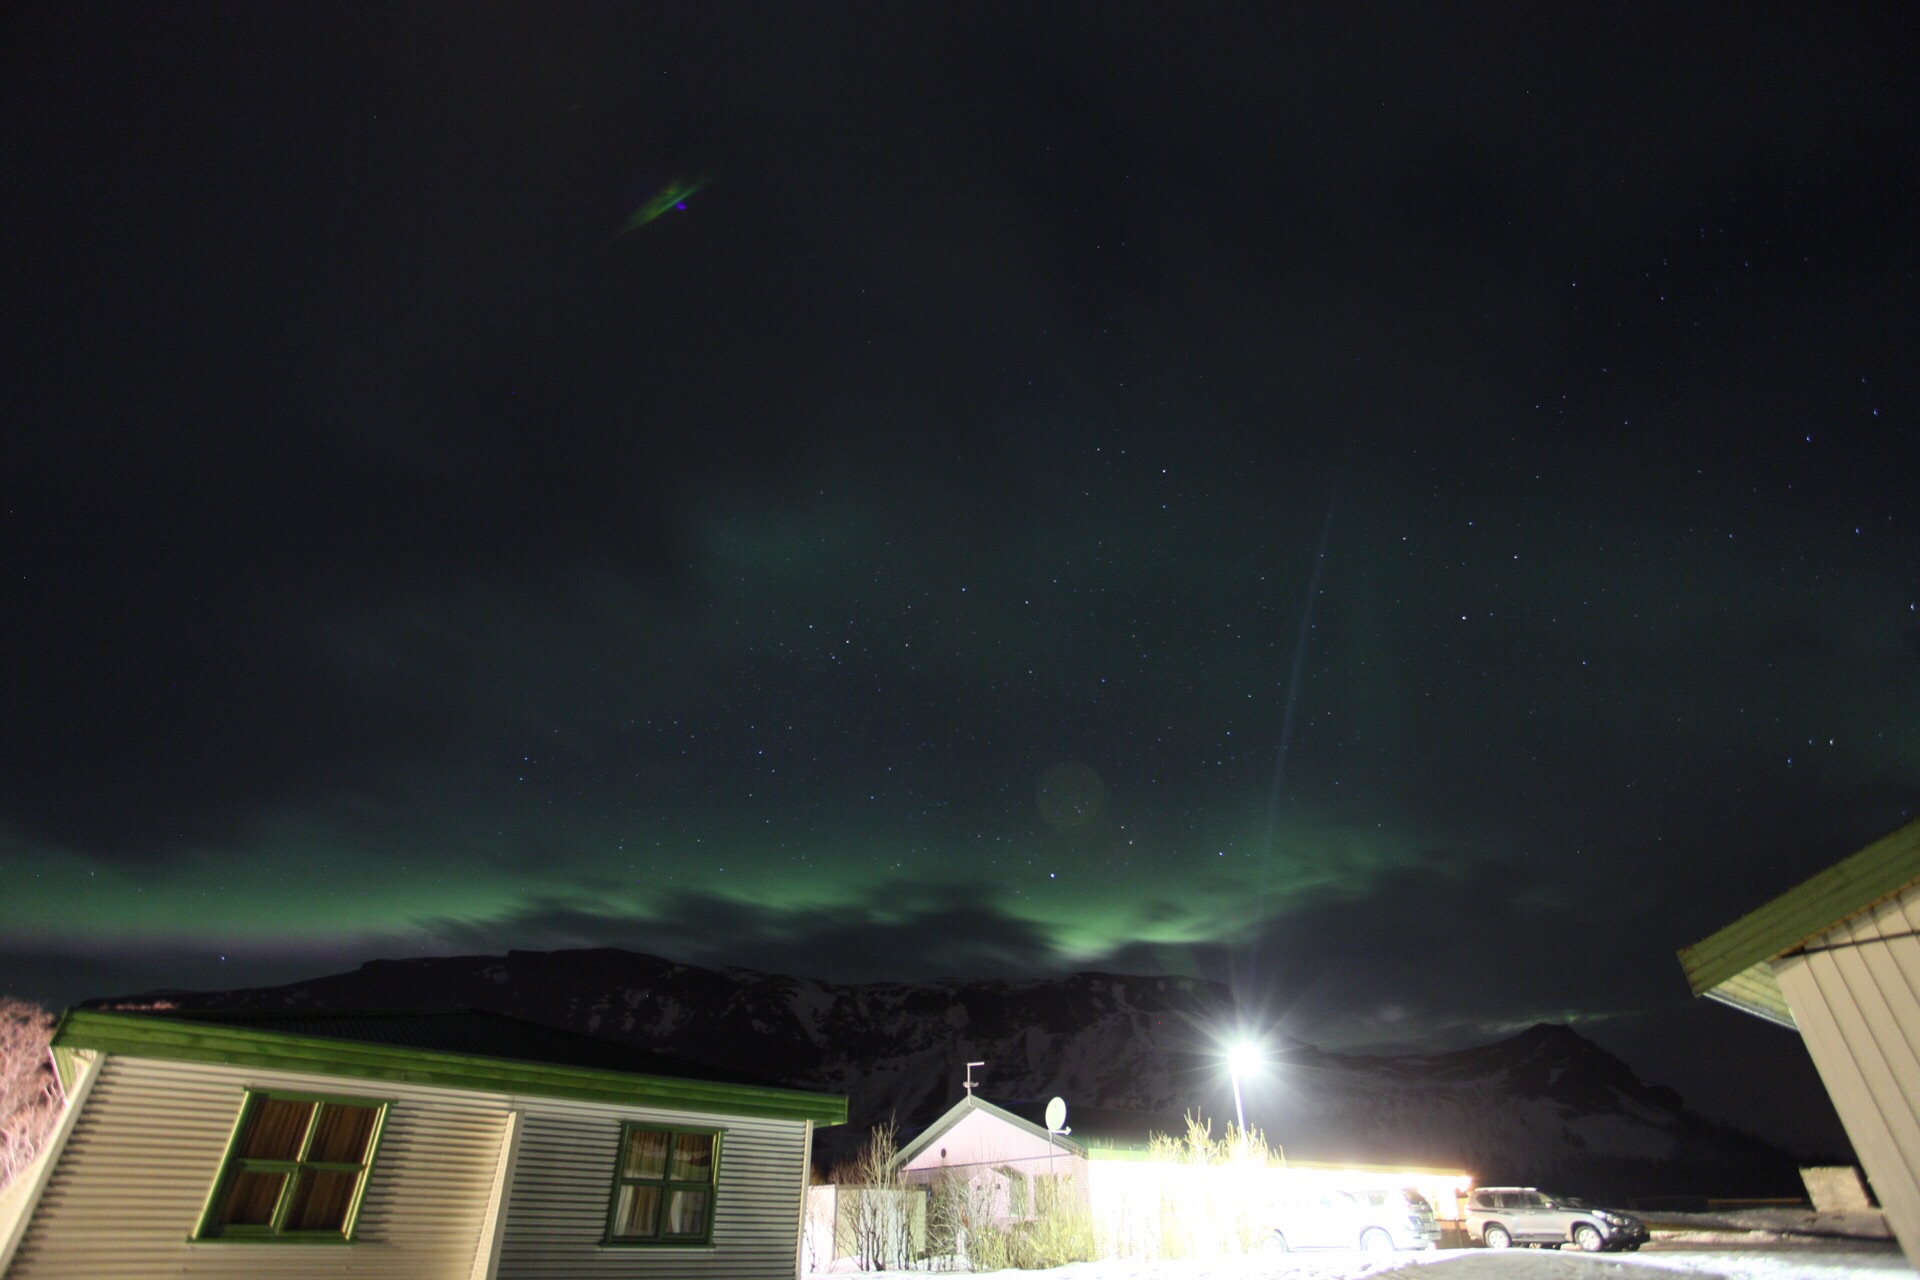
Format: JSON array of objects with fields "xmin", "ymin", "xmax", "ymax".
[
  {"xmin": 980, "ymin": 1097, "xmax": 1173, "ymax": 1150},
  {"xmin": 893, "ymin": 1095, "xmax": 1087, "ymax": 1169},
  {"xmin": 1677, "ymin": 815, "xmax": 1920, "ymax": 1027},
  {"xmin": 894, "ymin": 1096, "xmax": 1469, "ymax": 1178},
  {"xmin": 53, "ymin": 1007, "xmax": 847, "ymax": 1124}
]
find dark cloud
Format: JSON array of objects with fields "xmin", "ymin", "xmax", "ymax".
[{"xmin": 413, "ymin": 882, "xmax": 1067, "ymax": 986}]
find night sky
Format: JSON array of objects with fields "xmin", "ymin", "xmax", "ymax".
[{"xmin": 4, "ymin": 4, "xmax": 1916, "ymax": 1152}]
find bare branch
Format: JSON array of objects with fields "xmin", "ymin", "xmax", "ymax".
[{"xmin": 0, "ymin": 999, "xmax": 61, "ymax": 1191}]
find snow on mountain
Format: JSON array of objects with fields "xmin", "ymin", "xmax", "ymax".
[{"xmin": 95, "ymin": 947, "xmax": 1803, "ymax": 1199}]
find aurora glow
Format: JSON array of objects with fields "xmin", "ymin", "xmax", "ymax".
[{"xmin": 617, "ymin": 177, "xmax": 708, "ymax": 237}]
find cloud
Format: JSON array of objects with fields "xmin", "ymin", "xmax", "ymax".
[{"xmin": 410, "ymin": 880, "xmax": 1067, "ymax": 985}]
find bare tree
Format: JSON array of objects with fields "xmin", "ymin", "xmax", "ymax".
[
  {"xmin": 0, "ymin": 999, "xmax": 61, "ymax": 1191},
  {"xmin": 829, "ymin": 1120, "xmax": 922, "ymax": 1271}
]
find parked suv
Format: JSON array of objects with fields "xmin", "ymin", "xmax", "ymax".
[
  {"xmin": 1269, "ymin": 1185, "xmax": 1440, "ymax": 1252},
  {"xmin": 1466, "ymin": 1187, "xmax": 1648, "ymax": 1252}
]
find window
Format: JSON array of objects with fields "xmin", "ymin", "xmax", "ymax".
[
  {"xmin": 196, "ymin": 1090, "xmax": 388, "ymax": 1241},
  {"xmin": 999, "ymin": 1166, "xmax": 1029, "ymax": 1217},
  {"xmin": 606, "ymin": 1125, "xmax": 721, "ymax": 1245}
]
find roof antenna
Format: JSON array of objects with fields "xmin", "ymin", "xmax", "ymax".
[{"xmin": 963, "ymin": 1061, "xmax": 986, "ymax": 1096}]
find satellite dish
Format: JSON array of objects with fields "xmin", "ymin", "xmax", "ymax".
[{"xmin": 1045, "ymin": 1097, "xmax": 1067, "ymax": 1133}]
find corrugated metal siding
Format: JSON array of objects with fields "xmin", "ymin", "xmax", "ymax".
[
  {"xmin": 1772, "ymin": 881, "xmax": 1920, "ymax": 1269},
  {"xmin": 5, "ymin": 1054, "xmax": 510, "ymax": 1280},
  {"xmin": 494, "ymin": 1100, "xmax": 808, "ymax": 1280},
  {"xmin": 0, "ymin": 1052, "xmax": 102, "ymax": 1278}
]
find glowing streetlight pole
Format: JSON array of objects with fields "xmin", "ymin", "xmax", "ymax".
[{"xmin": 1226, "ymin": 1040, "xmax": 1262, "ymax": 1134}]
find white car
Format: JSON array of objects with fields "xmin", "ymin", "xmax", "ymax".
[{"xmin": 1268, "ymin": 1185, "xmax": 1441, "ymax": 1252}]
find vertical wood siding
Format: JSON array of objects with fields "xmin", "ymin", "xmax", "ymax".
[
  {"xmin": 493, "ymin": 1100, "xmax": 808, "ymax": 1280},
  {"xmin": 1773, "ymin": 882, "xmax": 1920, "ymax": 1268},
  {"xmin": 5, "ymin": 1055, "xmax": 510, "ymax": 1280}
]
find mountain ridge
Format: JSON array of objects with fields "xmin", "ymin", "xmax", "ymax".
[{"xmin": 94, "ymin": 946, "xmax": 1801, "ymax": 1200}]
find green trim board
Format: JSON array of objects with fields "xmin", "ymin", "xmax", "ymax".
[
  {"xmin": 193, "ymin": 1088, "xmax": 391, "ymax": 1243},
  {"xmin": 49, "ymin": 1045, "xmax": 91, "ymax": 1096},
  {"xmin": 53, "ymin": 1010, "xmax": 847, "ymax": 1125},
  {"xmin": 1678, "ymin": 816, "xmax": 1920, "ymax": 1009}
]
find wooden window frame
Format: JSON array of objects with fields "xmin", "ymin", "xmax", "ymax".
[
  {"xmin": 192, "ymin": 1088, "xmax": 390, "ymax": 1243},
  {"xmin": 603, "ymin": 1123, "xmax": 723, "ymax": 1247}
]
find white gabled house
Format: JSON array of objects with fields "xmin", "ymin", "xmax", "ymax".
[
  {"xmin": 883, "ymin": 1093, "xmax": 1469, "ymax": 1260},
  {"xmin": 893, "ymin": 1095, "xmax": 1090, "ymax": 1226},
  {"xmin": 0, "ymin": 1008, "xmax": 844, "ymax": 1280}
]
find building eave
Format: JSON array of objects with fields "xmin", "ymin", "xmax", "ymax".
[
  {"xmin": 1678, "ymin": 815, "xmax": 1920, "ymax": 1009},
  {"xmin": 1701, "ymin": 966, "xmax": 1798, "ymax": 1029}
]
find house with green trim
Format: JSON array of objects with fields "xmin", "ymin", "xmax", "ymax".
[
  {"xmin": 0, "ymin": 1007, "xmax": 844, "ymax": 1280},
  {"xmin": 1678, "ymin": 814, "xmax": 1920, "ymax": 1267}
]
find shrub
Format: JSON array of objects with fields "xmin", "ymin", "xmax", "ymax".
[
  {"xmin": 1136, "ymin": 1112, "xmax": 1287, "ymax": 1260},
  {"xmin": 924, "ymin": 1151, "xmax": 1096, "ymax": 1270}
]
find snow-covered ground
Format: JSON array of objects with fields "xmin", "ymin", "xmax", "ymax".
[
  {"xmin": 1638, "ymin": 1209, "xmax": 1892, "ymax": 1243},
  {"xmin": 819, "ymin": 1248, "xmax": 1910, "ymax": 1280},
  {"xmin": 813, "ymin": 1213, "xmax": 1911, "ymax": 1280}
]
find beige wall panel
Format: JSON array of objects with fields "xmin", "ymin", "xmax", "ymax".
[
  {"xmin": 493, "ymin": 1100, "xmax": 808, "ymax": 1280},
  {"xmin": 5, "ymin": 1055, "xmax": 511, "ymax": 1280},
  {"xmin": 1775, "ymin": 885, "xmax": 1920, "ymax": 1269},
  {"xmin": 1836, "ymin": 896, "xmax": 1920, "ymax": 1070}
]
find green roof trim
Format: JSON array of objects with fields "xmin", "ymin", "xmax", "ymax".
[
  {"xmin": 1678, "ymin": 815, "xmax": 1920, "ymax": 1011},
  {"xmin": 52, "ymin": 1010, "xmax": 847, "ymax": 1125}
]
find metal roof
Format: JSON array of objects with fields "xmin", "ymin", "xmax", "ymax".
[
  {"xmin": 54, "ymin": 1007, "xmax": 847, "ymax": 1124},
  {"xmin": 1677, "ymin": 815, "xmax": 1920, "ymax": 1026},
  {"xmin": 106, "ymin": 1007, "xmax": 763, "ymax": 1083}
]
